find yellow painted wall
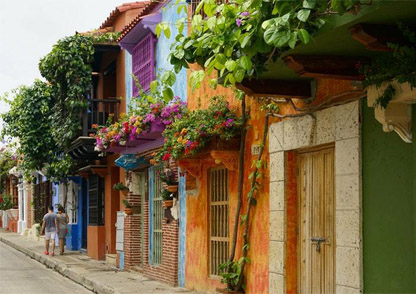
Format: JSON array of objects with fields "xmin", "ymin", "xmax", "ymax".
[{"xmin": 184, "ymin": 68, "xmax": 271, "ymax": 293}]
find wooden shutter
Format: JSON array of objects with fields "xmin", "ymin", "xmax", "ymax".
[
  {"xmin": 298, "ymin": 147, "xmax": 335, "ymax": 294},
  {"xmin": 152, "ymin": 166, "xmax": 163, "ymax": 265},
  {"xmin": 132, "ymin": 33, "xmax": 155, "ymax": 95},
  {"xmin": 209, "ymin": 167, "xmax": 229, "ymax": 276},
  {"xmin": 89, "ymin": 175, "xmax": 105, "ymax": 225}
]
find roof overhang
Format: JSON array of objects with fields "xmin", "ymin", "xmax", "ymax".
[
  {"xmin": 261, "ymin": 1, "xmax": 416, "ymax": 81},
  {"xmin": 118, "ymin": 12, "xmax": 162, "ymax": 54}
]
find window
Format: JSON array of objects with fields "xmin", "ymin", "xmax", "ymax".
[
  {"xmin": 68, "ymin": 182, "xmax": 78, "ymax": 224},
  {"xmin": 88, "ymin": 175, "xmax": 105, "ymax": 226},
  {"xmin": 151, "ymin": 166, "xmax": 163, "ymax": 265},
  {"xmin": 132, "ymin": 33, "xmax": 156, "ymax": 96},
  {"xmin": 209, "ymin": 167, "xmax": 229, "ymax": 276}
]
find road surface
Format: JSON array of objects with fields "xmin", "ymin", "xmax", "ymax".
[{"xmin": 0, "ymin": 241, "xmax": 91, "ymax": 294}]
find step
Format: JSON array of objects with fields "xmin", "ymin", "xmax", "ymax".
[{"xmin": 105, "ymin": 253, "xmax": 117, "ymax": 266}]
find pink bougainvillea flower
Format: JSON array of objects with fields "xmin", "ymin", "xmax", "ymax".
[{"xmin": 225, "ymin": 118, "xmax": 234, "ymax": 127}]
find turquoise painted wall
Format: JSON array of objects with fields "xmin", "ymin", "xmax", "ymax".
[
  {"xmin": 125, "ymin": 52, "xmax": 133, "ymax": 113},
  {"xmin": 362, "ymin": 101, "xmax": 416, "ymax": 293},
  {"xmin": 155, "ymin": 1, "xmax": 187, "ymax": 287},
  {"xmin": 155, "ymin": 1, "xmax": 187, "ymax": 102}
]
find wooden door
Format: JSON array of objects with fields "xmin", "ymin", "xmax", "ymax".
[{"xmin": 297, "ymin": 146, "xmax": 335, "ymax": 294}]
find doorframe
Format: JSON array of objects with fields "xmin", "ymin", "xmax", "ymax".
[{"xmin": 268, "ymin": 101, "xmax": 362, "ymax": 293}]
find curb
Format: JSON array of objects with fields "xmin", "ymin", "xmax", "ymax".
[{"xmin": 0, "ymin": 236, "xmax": 116, "ymax": 294}]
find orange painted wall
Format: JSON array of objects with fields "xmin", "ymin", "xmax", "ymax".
[
  {"xmin": 184, "ymin": 66, "xmax": 360, "ymax": 292},
  {"xmin": 104, "ymin": 164, "xmax": 120, "ymax": 254},
  {"xmin": 184, "ymin": 67, "xmax": 271, "ymax": 294},
  {"xmin": 97, "ymin": 8, "xmax": 138, "ymax": 257},
  {"xmin": 87, "ymin": 225, "xmax": 106, "ymax": 260}
]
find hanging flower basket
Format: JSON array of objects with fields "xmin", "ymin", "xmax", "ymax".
[
  {"xmin": 124, "ymin": 208, "xmax": 132, "ymax": 215},
  {"xmin": 162, "ymin": 200, "xmax": 173, "ymax": 208},
  {"xmin": 166, "ymin": 185, "xmax": 178, "ymax": 193},
  {"xmin": 121, "ymin": 189, "xmax": 129, "ymax": 196}
]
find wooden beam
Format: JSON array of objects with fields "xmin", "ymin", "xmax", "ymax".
[
  {"xmin": 283, "ymin": 55, "xmax": 366, "ymax": 80},
  {"xmin": 350, "ymin": 23, "xmax": 409, "ymax": 52},
  {"xmin": 236, "ymin": 79, "xmax": 311, "ymax": 99}
]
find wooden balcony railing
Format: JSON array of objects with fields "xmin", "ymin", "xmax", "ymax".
[{"xmin": 82, "ymin": 98, "xmax": 120, "ymax": 137}]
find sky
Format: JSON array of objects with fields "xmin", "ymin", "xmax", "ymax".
[{"xmin": 0, "ymin": 0, "xmax": 126, "ymax": 119}]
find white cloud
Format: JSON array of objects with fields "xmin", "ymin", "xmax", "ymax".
[
  {"xmin": 0, "ymin": 0, "xmax": 122, "ymax": 102},
  {"xmin": 0, "ymin": 0, "xmax": 126, "ymax": 131}
]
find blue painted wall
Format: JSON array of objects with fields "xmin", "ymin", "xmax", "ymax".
[
  {"xmin": 65, "ymin": 177, "xmax": 87, "ymax": 251},
  {"xmin": 155, "ymin": 2, "xmax": 188, "ymax": 286},
  {"xmin": 155, "ymin": 1, "xmax": 188, "ymax": 103},
  {"xmin": 125, "ymin": 52, "xmax": 133, "ymax": 113}
]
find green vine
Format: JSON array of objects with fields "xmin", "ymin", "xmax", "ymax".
[
  {"xmin": 362, "ymin": 23, "xmax": 416, "ymax": 109},
  {"xmin": 2, "ymin": 32, "xmax": 118, "ymax": 181},
  {"xmin": 39, "ymin": 34, "xmax": 94, "ymax": 149},
  {"xmin": 159, "ymin": 0, "xmax": 361, "ymax": 89}
]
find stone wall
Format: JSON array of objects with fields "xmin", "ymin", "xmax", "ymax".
[{"xmin": 268, "ymin": 101, "xmax": 362, "ymax": 293}]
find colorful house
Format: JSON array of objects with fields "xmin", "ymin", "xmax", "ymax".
[
  {"xmin": 172, "ymin": 1, "xmax": 416, "ymax": 294},
  {"xmin": 248, "ymin": 2, "xmax": 416, "ymax": 294},
  {"xmin": 113, "ymin": 0, "xmax": 188, "ymax": 286},
  {"xmin": 66, "ymin": 2, "xmax": 157, "ymax": 260}
]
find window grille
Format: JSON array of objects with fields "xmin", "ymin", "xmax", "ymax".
[
  {"xmin": 88, "ymin": 175, "xmax": 105, "ymax": 226},
  {"xmin": 209, "ymin": 167, "xmax": 229, "ymax": 276},
  {"xmin": 152, "ymin": 166, "xmax": 163, "ymax": 265},
  {"xmin": 132, "ymin": 33, "xmax": 155, "ymax": 96},
  {"xmin": 69, "ymin": 182, "xmax": 78, "ymax": 224}
]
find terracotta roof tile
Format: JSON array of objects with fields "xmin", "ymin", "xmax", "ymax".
[
  {"xmin": 100, "ymin": 1, "xmax": 153, "ymax": 29},
  {"xmin": 117, "ymin": 1, "xmax": 160, "ymax": 42}
]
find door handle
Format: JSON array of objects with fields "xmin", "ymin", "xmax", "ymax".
[{"xmin": 311, "ymin": 237, "xmax": 326, "ymax": 252}]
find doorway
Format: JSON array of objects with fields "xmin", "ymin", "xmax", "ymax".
[{"xmin": 297, "ymin": 146, "xmax": 335, "ymax": 293}]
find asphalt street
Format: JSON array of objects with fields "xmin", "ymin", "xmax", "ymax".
[{"xmin": 0, "ymin": 241, "xmax": 92, "ymax": 294}]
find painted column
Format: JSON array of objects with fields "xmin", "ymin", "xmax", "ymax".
[
  {"xmin": 178, "ymin": 168, "xmax": 186, "ymax": 287},
  {"xmin": 17, "ymin": 182, "xmax": 25, "ymax": 234}
]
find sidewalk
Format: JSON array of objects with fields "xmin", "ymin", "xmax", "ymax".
[{"xmin": 0, "ymin": 230, "xmax": 197, "ymax": 294}]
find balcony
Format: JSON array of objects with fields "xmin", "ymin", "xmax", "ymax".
[{"xmin": 67, "ymin": 98, "xmax": 120, "ymax": 160}]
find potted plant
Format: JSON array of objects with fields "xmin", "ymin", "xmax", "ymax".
[
  {"xmin": 216, "ymin": 261, "xmax": 244, "ymax": 294},
  {"xmin": 113, "ymin": 182, "xmax": 129, "ymax": 196},
  {"xmin": 122, "ymin": 199, "xmax": 132, "ymax": 215},
  {"xmin": 161, "ymin": 189, "xmax": 173, "ymax": 208},
  {"xmin": 159, "ymin": 169, "xmax": 178, "ymax": 193}
]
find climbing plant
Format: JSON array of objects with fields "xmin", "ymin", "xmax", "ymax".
[
  {"xmin": 39, "ymin": 34, "xmax": 94, "ymax": 149},
  {"xmin": 2, "ymin": 32, "xmax": 119, "ymax": 181},
  {"xmin": 158, "ymin": 0, "xmax": 362, "ymax": 89},
  {"xmin": 155, "ymin": 0, "xmax": 365, "ymax": 291},
  {"xmin": 39, "ymin": 31, "xmax": 120, "ymax": 149},
  {"xmin": 361, "ymin": 22, "xmax": 416, "ymax": 108}
]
